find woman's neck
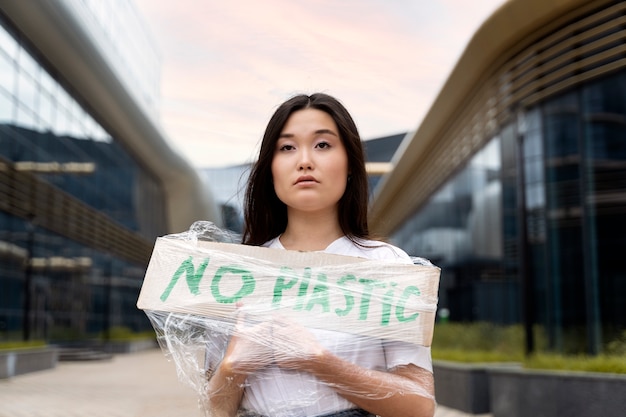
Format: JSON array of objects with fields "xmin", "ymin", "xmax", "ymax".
[{"xmin": 280, "ymin": 209, "xmax": 343, "ymax": 251}]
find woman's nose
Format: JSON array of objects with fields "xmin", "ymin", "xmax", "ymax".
[{"xmin": 297, "ymin": 150, "xmax": 313, "ymax": 170}]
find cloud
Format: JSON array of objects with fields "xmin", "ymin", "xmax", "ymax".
[{"xmin": 134, "ymin": 0, "xmax": 504, "ymax": 167}]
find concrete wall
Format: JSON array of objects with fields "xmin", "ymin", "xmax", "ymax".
[
  {"xmin": 0, "ymin": 347, "xmax": 58, "ymax": 379},
  {"xmin": 490, "ymin": 368, "xmax": 626, "ymax": 417},
  {"xmin": 435, "ymin": 361, "xmax": 626, "ymax": 417}
]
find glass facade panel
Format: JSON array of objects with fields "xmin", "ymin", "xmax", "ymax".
[
  {"xmin": 0, "ymin": 90, "xmax": 12, "ymax": 124},
  {"xmin": 580, "ymin": 71, "xmax": 626, "ymax": 352},
  {"xmin": 63, "ymin": 0, "xmax": 161, "ymax": 121},
  {"xmin": 0, "ymin": 23, "xmax": 17, "ymax": 60},
  {"xmin": 542, "ymin": 90, "xmax": 585, "ymax": 352},
  {"xmin": 38, "ymin": 90, "xmax": 54, "ymax": 131},
  {"xmin": 0, "ymin": 50, "xmax": 14, "ymax": 98}
]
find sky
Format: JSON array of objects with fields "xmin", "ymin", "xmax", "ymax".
[{"xmin": 133, "ymin": 0, "xmax": 506, "ymax": 169}]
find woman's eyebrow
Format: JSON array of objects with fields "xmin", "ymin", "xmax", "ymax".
[
  {"xmin": 279, "ymin": 129, "xmax": 338, "ymax": 139},
  {"xmin": 314, "ymin": 129, "xmax": 338, "ymax": 136}
]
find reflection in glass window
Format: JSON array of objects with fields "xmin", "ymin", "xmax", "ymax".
[
  {"xmin": 39, "ymin": 68, "xmax": 56, "ymax": 96},
  {"xmin": 0, "ymin": 51, "xmax": 15, "ymax": 96},
  {"xmin": 392, "ymin": 135, "xmax": 510, "ymax": 323},
  {"xmin": 15, "ymin": 105, "xmax": 37, "ymax": 130},
  {"xmin": 0, "ymin": 22, "xmax": 18, "ymax": 59},
  {"xmin": 545, "ymin": 92, "xmax": 579, "ymax": 159},
  {"xmin": 16, "ymin": 71, "xmax": 37, "ymax": 119},
  {"xmin": 526, "ymin": 183, "xmax": 545, "ymax": 210},
  {"xmin": 38, "ymin": 91, "xmax": 54, "ymax": 131},
  {"xmin": 524, "ymin": 157, "xmax": 542, "ymax": 184},
  {"xmin": 17, "ymin": 46, "xmax": 39, "ymax": 79},
  {"xmin": 53, "ymin": 105, "xmax": 71, "ymax": 137},
  {"xmin": 580, "ymin": 71, "xmax": 626, "ymax": 350},
  {"xmin": 0, "ymin": 89, "xmax": 13, "ymax": 123}
]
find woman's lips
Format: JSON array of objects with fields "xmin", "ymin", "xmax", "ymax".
[{"xmin": 295, "ymin": 175, "xmax": 318, "ymax": 185}]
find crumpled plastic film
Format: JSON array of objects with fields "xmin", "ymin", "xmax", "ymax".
[
  {"xmin": 139, "ymin": 221, "xmax": 439, "ymax": 417},
  {"xmin": 164, "ymin": 220, "xmax": 241, "ymax": 244}
]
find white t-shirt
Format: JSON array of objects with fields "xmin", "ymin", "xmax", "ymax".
[{"xmin": 227, "ymin": 236, "xmax": 432, "ymax": 417}]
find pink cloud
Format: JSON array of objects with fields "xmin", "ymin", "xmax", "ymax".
[{"xmin": 134, "ymin": 0, "xmax": 504, "ymax": 167}]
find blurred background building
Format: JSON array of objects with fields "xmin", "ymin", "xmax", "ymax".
[
  {"xmin": 363, "ymin": 133, "xmax": 407, "ymax": 194},
  {"xmin": 0, "ymin": 1, "xmax": 220, "ymax": 344},
  {"xmin": 371, "ymin": 0, "xmax": 625, "ymax": 355},
  {"xmin": 201, "ymin": 164, "xmax": 250, "ymax": 236}
]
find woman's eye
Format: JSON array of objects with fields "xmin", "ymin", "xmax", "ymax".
[
  {"xmin": 316, "ymin": 141, "xmax": 331, "ymax": 149},
  {"xmin": 279, "ymin": 144, "xmax": 295, "ymax": 151}
]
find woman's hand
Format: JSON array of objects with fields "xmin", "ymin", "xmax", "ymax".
[
  {"xmin": 267, "ymin": 316, "xmax": 326, "ymax": 371},
  {"xmin": 220, "ymin": 313, "xmax": 275, "ymax": 375},
  {"xmin": 204, "ymin": 311, "xmax": 274, "ymax": 417}
]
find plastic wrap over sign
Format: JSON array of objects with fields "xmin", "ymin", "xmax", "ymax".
[{"xmin": 137, "ymin": 222, "xmax": 440, "ymax": 416}]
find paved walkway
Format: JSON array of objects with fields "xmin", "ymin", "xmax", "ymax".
[{"xmin": 0, "ymin": 349, "xmax": 490, "ymax": 417}]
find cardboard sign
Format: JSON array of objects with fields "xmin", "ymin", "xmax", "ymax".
[{"xmin": 137, "ymin": 237, "xmax": 440, "ymax": 346}]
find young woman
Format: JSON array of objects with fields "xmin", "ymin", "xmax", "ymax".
[{"xmin": 205, "ymin": 93, "xmax": 435, "ymax": 417}]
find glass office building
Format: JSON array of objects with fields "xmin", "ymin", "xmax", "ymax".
[
  {"xmin": 371, "ymin": 0, "xmax": 625, "ymax": 354},
  {"xmin": 202, "ymin": 165, "xmax": 251, "ymax": 235},
  {"xmin": 0, "ymin": 1, "xmax": 219, "ymax": 344}
]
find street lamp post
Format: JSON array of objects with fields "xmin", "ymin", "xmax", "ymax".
[
  {"xmin": 23, "ymin": 219, "xmax": 35, "ymax": 341},
  {"xmin": 516, "ymin": 116, "xmax": 535, "ymax": 356}
]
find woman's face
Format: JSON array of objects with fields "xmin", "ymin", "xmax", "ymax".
[{"xmin": 271, "ymin": 108, "xmax": 349, "ymax": 215}]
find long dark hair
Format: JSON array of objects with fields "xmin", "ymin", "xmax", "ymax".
[{"xmin": 242, "ymin": 93, "xmax": 370, "ymax": 246}]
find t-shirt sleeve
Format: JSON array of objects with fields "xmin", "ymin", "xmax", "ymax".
[
  {"xmin": 383, "ymin": 341, "xmax": 433, "ymax": 373},
  {"xmin": 354, "ymin": 241, "xmax": 414, "ymax": 264}
]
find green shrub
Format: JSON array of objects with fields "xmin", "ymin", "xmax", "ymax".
[
  {"xmin": 0, "ymin": 340, "xmax": 46, "ymax": 351},
  {"xmin": 101, "ymin": 326, "xmax": 155, "ymax": 341},
  {"xmin": 432, "ymin": 348, "xmax": 523, "ymax": 363},
  {"xmin": 432, "ymin": 322, "xmax": 537, "ymax": 358},
  {"xmin": 606, "ymin": 330, "xmax": 626, "ymax": 356},
  {"xmin": 432, "ymin": 322, "xmax": 625, "ymax": 374},
  {"xmin": 525, "ymin": 353, "xmax": 626, "ymax": 374}
]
